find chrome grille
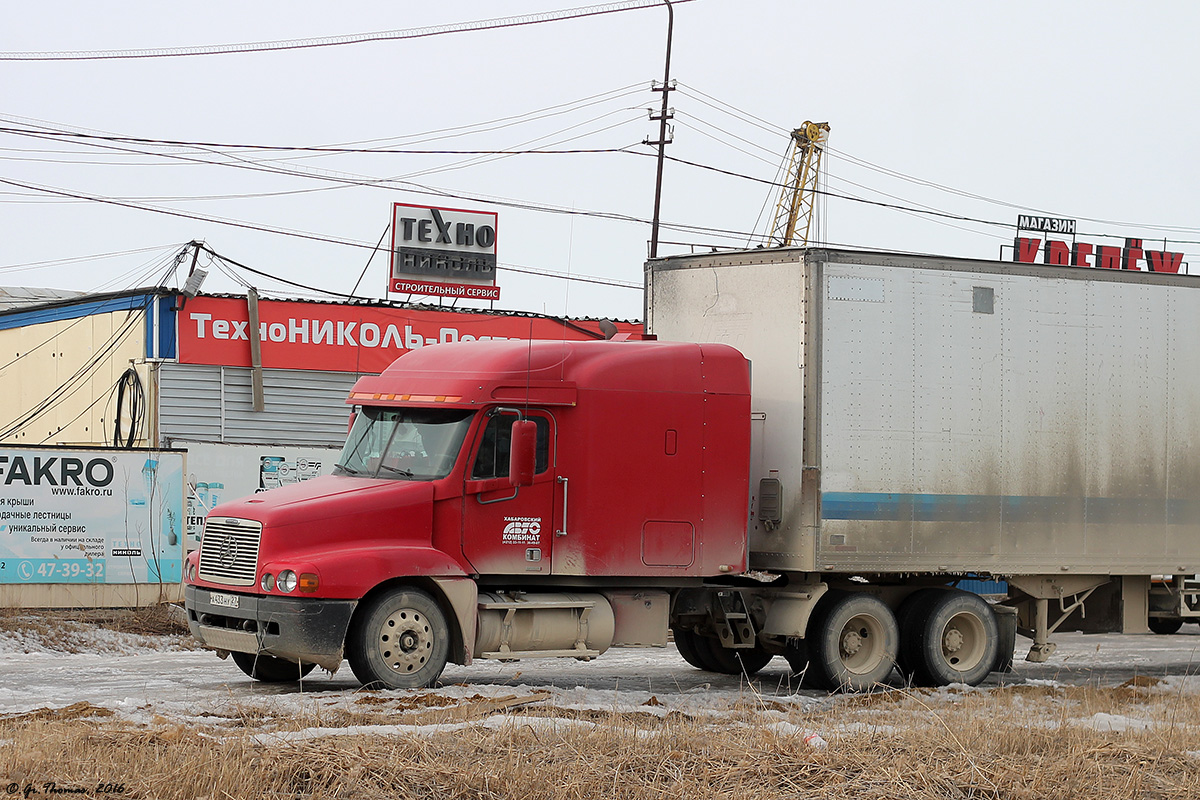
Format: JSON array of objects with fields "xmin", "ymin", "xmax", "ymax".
[{"xmin": 198, "ymin": 517, "xmax": 263, "ymax": 587}]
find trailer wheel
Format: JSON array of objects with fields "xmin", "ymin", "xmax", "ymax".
[
  {"xmin": 230, "ymin": 651, "xmax": 316, "ymax": 682},
  {"xmin": 904, "ymin": 589, "xmax": 999, "ymax": 687},
  {"xmin": 347, "ymin": 587, "xmax": 450, "ymax": 689},
  {"xmin": 808, "ymin": 591, "xmax": 899, "ymax": 691},
  {"xmin": 895, "ymin": 588, "xmax": 939, "ymax": 680},
  {"xmin": 1148, "ymin": 617, "xmax": 1183, "ymax": 635}
]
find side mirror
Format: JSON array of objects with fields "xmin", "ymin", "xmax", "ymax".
[{"xmin": 509, "ymin": 419, "xmax": 537, "ymax": 487}]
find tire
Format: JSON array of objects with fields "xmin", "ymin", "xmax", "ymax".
[
  {"xmin": 783, "ymin": 640, "xmax": 824, "ymax": 688},
  {"xmin": 699, "ymin": 636, "xmax": 773, "ymax": 676},
  {"xmin": 674, "ymin": 628, "xmax": 772, "ymax": 675},
  {"xmin": 895, "ymin": 589, "xmax": 940, "ymax": 681},
  {"xmin": 905, "ymin": 589, "xmax": 999, "ymax": 687},
  {"xmin": 807, "ymin": 591, "xmax": 899, "ymax": 691},
  {"xmin": 230, "ymin": 651, "xmax": 316, "ymax": 682},
  {"xmin": 1148, "ymin": 617, "xmax": 1184, "ymax": 635},
  {"xmin": 673, "ymin": 627, "xmax": 713, "ymax": 671},
  {"xmin": 347, "ymin": 587, "xmax": 450, "ymax": 689}
]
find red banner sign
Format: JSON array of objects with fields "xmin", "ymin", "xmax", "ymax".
[{"xmin": 177, "ymin": 296, "xmax": 638, "ymax": 374}]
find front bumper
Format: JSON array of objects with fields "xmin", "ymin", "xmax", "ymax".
[{"xmin": 184, "ymin": 584, "xmax": 357, "ymax": 672}]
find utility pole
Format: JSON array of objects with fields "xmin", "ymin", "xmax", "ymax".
[{"xmin": 646, "ymin": 0, "xmax": 674, "ymax": 261}]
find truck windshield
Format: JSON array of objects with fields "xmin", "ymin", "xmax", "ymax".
[{"xmin": 336, "ymin": 407, "xmax": 473, "ymax": 480}]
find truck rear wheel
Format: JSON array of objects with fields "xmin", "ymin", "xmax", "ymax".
[
  {"xmin": 699, "ymin": 637, "xmax": 773, "ymax": 676},
  {"xmin": 808, "ymin": 591, "xmax": 898, "ymax": 691},
  {"xmin": 673, "ymin": 628, "xmax": 772, "ymax": 675},
  {"xmin": 895, "ymin": 588, "xmax": 939, "ymax": 680},
  {"xmin": 672, "ymin": 627, "xmax": 712, "ymax": 670},
  {"xmin": 230, "ymin": 651, "xmax": 316, "ymax": 682},
  {"xmin": 347, "ymin": 587, "xmax": 450, "ymax": 689},
  {"xmin": 902, "ymin": 589, "xmax": 998, "ymax": 687}
]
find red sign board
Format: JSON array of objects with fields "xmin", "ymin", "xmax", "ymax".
[
  {"xmin": 177, "ymin": 295, "xmax": 637, "ymax": 374},
  {"xmin": 1013, "ymin": 236, "xmax": 1184, "ymax": 273}
]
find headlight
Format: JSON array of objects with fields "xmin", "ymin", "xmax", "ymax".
[
  {"xmin": 277, "ymin": 570, "xmax": 298, "ymax": 593},
  {"xmin": 185, "ymin": 560, "xmax": 196, "ymax": 582},
  {"xmin": 260, "ymin": 572, "xmax": 275, "ymax": 592}
]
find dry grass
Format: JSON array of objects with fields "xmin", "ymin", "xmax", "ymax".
[
  {"xmin": 0, "ymin": 604, "xmax": 195, "ymax": 651},
  {"xmin": 3, "ymin": 683, "xmax": 1199, "ymax": 799}
]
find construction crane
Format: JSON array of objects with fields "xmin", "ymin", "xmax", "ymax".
[{"xmin": 768, "ymin": 121, "xmax": 831, "ymax": 247}]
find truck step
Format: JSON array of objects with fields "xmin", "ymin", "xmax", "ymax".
[
  {"xmin": 479, "ymin": 599, "xmax": 596, "ymax": 611},
  {"xmin": 477, "ymin": 648, "xmax": 602, "ymax": 660}
]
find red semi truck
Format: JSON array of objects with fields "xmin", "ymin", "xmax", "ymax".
[
  {"xmin": 183, "ymin": 337, "xmax": 767, "ymax": 688},
  {"xmin": 184, "ymin": 248, "xmax": 1200, "ymax": 691}
]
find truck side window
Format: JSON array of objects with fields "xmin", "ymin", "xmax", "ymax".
[{"xmin": 472, "ymin": 413, "xmax": 550, "ymax": 479}]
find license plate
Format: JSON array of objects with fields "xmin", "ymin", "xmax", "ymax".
[{"xmin": 209, "ymin": 592, "xmax": 240, "ymax": 609}]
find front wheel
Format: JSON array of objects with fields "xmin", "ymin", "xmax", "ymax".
[
  {"xmin": 230, "ymin": 651, "xmax": 316, "ymax": 682},
  {"xmin": 347, "ymin": 587, "xmax": 450, "ymax": 689},
  {"xmin": 807, "ymin": 591, "xmax": 899, "ymax": 691}
]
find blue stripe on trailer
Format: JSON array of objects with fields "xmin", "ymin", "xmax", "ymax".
[{"xmin": 822, "ymin": 492, "xmax": 1199, "ymax": 525}]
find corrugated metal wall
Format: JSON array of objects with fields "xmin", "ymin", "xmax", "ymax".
[{"xmin": 158, "ymin": 363, "xmax": 355, "ymax": 447}]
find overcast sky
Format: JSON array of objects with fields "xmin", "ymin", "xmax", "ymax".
[{"xmin": 3, "ymin": 1, "xmax": 1197, "ymax": 321}]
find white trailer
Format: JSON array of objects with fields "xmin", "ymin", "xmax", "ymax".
[{"xmin": 647, "ymin": 247, "xmax": 1200, "ymax": 689}]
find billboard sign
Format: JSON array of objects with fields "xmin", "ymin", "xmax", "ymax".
[
  {"xmin": 1013, "ymin": 216, "xmax": 1184, "ymax": 273},
  {"xmin": 182, "ymin": 442, "xmax": 337, "ymax": 549},
  {"xmin": 389, "ymin": 203, "xmax": 499, "ymax": 299},
  {"xmin": 1016, "ymin": 215, "xmax": 1077, "ymax": 236},
  {"xmin": 0, "ymin": 448, "xmax": 185, "ymax": 585},
  {"xmin": 177, "ymin": 295, "xmax": 638, "ymax": 374}
]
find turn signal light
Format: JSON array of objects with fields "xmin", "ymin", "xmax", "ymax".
[{"xmin": 299, "ymin": 573, "xmax": 320, "ymax": 593}]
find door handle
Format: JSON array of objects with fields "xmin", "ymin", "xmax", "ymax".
[{"xmin": 555, "ymin": 476, "xmax": 568, "ymax": 537}]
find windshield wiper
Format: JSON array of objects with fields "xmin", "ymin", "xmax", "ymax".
[
  {"xmin": 334, "ymin": 462, "xmax": 361, "ymax": 475},
  {"xmin": 376, "ymin": 464, "xmax": 414, "ymax": 477}
]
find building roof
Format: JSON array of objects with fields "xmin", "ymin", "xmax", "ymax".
[{"xmin": 0, "ymin": 286, "xmax": 85, "ymax": 311}]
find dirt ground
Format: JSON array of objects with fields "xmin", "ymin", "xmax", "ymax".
[{"xmin": 2, "ymin": 609, "xmax": 1199, "ymax": 799}]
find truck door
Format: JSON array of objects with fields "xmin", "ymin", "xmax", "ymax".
[{"xmin": 460, "ymin": 410, "xmax": 556, "ymax": 575}]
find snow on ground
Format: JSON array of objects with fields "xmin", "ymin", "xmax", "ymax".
[{"xmin": 1, "ymin": 619, "xmax": 1198, "ymax": 741}]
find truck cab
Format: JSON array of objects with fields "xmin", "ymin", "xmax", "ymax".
[{"xmin": 183, "ymin": 338, "xmax": 751, "ymax": 688}]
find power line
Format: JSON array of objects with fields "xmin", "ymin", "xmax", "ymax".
[
  {"xmin": 0, "ymin": 127, "xmax": 633, "ymax": 156},
  {"xmin": 0, "ymin": 84, "xmax": 646, "ymax": 171},
  {"xmin": 0, "ymin": 175, "xmax": 377, "ymax": 250},
  {"xmin": 499, "ymin": 261, "xmax": 641, "ymax": 289},
  {"xmin": 0, "ymin": 243, "xmax": 178, "ymax": 273},
  {"xmin": 0, "ymin": 1, "xmax": 695, "ymax": 61}
]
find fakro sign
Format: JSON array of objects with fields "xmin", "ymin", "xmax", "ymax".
[{"xmin": 389, "ymin": 203, "xmax": 500, "ymax": 300}]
